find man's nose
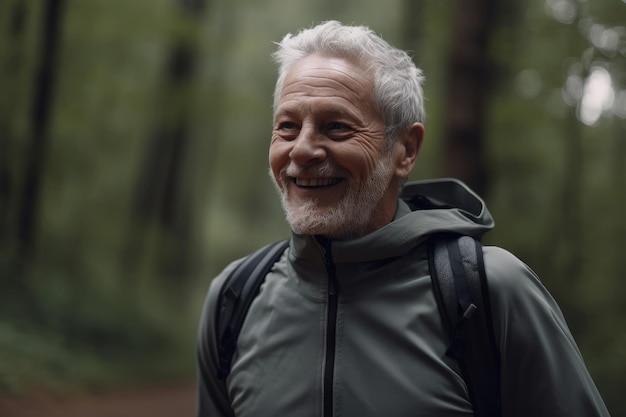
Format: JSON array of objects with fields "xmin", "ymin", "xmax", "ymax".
[{"xmin": 288, "ymin": 125, "xmax": 327, "ymax": 166}]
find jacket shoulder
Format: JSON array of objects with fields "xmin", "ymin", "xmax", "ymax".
[
  {"xmin": 482, "ymin": 246, "xmax": 549, "ymax": 303},
  {"xmin": 481, "ymin": 246, "xmax": 610, "ymax": 417}
]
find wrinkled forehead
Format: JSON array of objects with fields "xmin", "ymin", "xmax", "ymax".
[{"xmin": 278, "ymin": 54, "xmax": 376, "ymax": 107}]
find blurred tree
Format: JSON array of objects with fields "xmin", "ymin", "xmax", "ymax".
[
  {"xmin": 549, "ymin": 19, "xmax": 587, "ymax": 319},
  {"xmin": 123, "ymin": 0, "xmax": 207, "ymax": 301},
  {"xmin": 441, "ymin": 0, "xmax": 497, "ymax": 197},
  {"xmin": 17, "ymin": 0, "xmax": 65, "ymax": 258},
  {"xmin": 611, "ymin": 116, "xmax": 626, "ymax": 296},
  {"xmin": 0, "ymin": 1, "xmax": 27, "ymax": 240}
]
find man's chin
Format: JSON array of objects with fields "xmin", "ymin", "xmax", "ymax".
[
  {"xmin": 285, "ymin": 207, "xmax": 334, "ymax": 235},
  {"xmin": 286, "ymin": 211, "xmax": 366, "ymax": 239}
]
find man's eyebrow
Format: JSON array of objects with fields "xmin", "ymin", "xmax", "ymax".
[
  {"xmin": 320, "ymin": 108, "xmax": 349, "ymax": 117},
  {"xmin": 274, "ymin": 107, "xmax": 297, "ymax": 116},
  {"xmin": 320, "ymin": 107, "xmax": 363, "ymax": 122},
  {"xmin": 274, "ymin": 104, "xmax": 362, "ymax": 122}
]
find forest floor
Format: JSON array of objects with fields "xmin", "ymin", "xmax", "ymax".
[{"xmin": 0, "ymin": 381, "xmax": 196, "ymax": 417}]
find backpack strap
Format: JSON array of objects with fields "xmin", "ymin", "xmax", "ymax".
[
  {"xmin": 429, "ymin": 234, "xmax": 501, "ymax": 417},
  {"xmin": 216, "ymin": 239, "xmax": 290, "ymax": 380}
]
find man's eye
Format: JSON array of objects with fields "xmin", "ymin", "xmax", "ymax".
[
  {"xmin": 276, "ymin": 122, "xmax": 299, "ymax": 140},
  {"xmin": 326, "ymin": 122, "xmax": 352, "ymax": 139},
  {"xmin": 279, "ymin": 122, "xmax": 298, "ymax": 131},
  {"xmin": 327, "ymin": 122, "xmax": 348, "ymax": 131}
]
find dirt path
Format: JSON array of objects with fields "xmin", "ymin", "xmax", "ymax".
[{"xmin": 0, "ymin": 382, "xmax": 196, "ymax": 417}]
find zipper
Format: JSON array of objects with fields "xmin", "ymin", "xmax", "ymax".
[{"xmin": 319, "ymin": 237, "xmax": 339, "ymax": 417}]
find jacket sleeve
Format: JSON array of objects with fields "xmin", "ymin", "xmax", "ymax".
[
  {"xmin": 196, "ymin": 261, "xmax": 242, "ymax": 417},
  {"xmin": 483, "ymin": 247, "xmax": 610, "ymax": 417}
]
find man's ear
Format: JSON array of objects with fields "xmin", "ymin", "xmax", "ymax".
[{"xmin": 394, "ymin": 122, "xmax": 424, "ymax": 179}]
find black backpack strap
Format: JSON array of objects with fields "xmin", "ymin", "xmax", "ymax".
[
  {"xmin": 216, "ymin": 239, "xmax": 290, "ymax": 380},
  {"xmin": 429, "ymin": 234, "xmax": 501, "ymax": 417}
]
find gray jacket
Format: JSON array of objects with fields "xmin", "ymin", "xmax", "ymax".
[{"xmin": 197, "ymin": 179, "xmax": 610, "ymax": 417}]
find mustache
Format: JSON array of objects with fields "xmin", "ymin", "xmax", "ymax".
[{"xmin": 283, "ymin": 162, "xmax": 346, "ymax": 178}]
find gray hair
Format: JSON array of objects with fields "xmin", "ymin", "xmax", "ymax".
[{"xmin": 271, "ymin": 20, "xmax": 425, "ymax": 146}]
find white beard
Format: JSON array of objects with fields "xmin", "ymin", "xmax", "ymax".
[{"xmin": 270, "ymin": 153, "xmax": 395, "ymax": 239}]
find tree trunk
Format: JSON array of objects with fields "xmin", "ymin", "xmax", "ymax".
[
  {"xmin": 0, "ymin": 1, "xmax": 28, "ymax": 239},
  {"xmin": 122, "ymin": 0, "xmax": 206, "ymax": 298},
  {"xmin": 611, "ymin": 119, "xmax": 626, "ymax": 313},
  {"xmin": 547, "ymin": 23, "xmax": 588, "ymax": 332},
  {"xmin": 442, "ymin": 0, "xmax": 498, "ymax": 197},
  {"xmin": 17, "ymin": 0, "xmax": 65, "ymax": 258}
]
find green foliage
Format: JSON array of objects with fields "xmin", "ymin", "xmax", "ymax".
[{"xmin": 0, "ymin": 252, "xmax": 194, "ymax": 393}]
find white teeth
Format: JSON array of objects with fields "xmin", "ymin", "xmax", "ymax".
[{"xmin": 295, "ymin": 177, "xmax": 339, "ymax": 187}]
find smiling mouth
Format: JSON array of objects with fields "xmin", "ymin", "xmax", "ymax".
[{"xmin": 292, "ymin": 177, "xmax": 342, "ymax": 188}]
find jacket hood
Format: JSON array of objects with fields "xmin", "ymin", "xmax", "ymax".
[{"xmin": 291, "ymin": 178, "xmax": 494, "ymax": 264}]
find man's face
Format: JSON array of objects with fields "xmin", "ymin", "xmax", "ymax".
[{"xmin": 269, "ymin": 54, "xmax": 402, "ymax": 239}]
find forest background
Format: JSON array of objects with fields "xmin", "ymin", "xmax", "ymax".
[{"xmin": 1, "ymin": 0, "xmax": 625, "ymax": 415}]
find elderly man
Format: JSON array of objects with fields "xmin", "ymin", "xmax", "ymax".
[{"xmin": 197, "ymin": 21, "xmax": 609, "ymax": 417}]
